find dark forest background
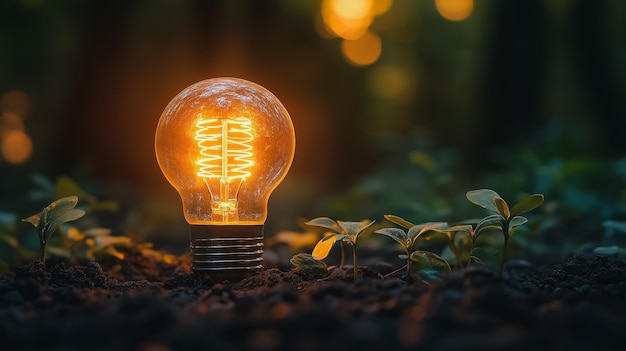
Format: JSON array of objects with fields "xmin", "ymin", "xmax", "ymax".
[{"xmin": 1, "ymin": 0, "xmax": 625, "ymax": 256}]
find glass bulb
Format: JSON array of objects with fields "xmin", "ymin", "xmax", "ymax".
[{"xmin": 155, "ymin": 77, "xmax": 295, "ymax": 280}]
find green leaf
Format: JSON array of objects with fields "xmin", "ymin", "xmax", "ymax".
[
  {"xmin": 398, "ymin": 254, "xmax": 408, "ymax": 260},
  {"xmin": 383, "ymin": 214, "xmax": 415, "ymax": 230},
  {"xmin": 475, "ymin": 214, "xmax": 502, "ymax": 231},
  {"xmin": 44, "ymin": 196, "xmax": 79, "ymax": 222},
  {"xmin": 374, "ymin": 227, "xmax": 409, "ymax": 248},
  {"xmin": 312, "ymin": 235, "xmax": 337, "ymax": 259},
  {"xmin": 510, "ymin": 194, "xmax": 544, "ymax": 217},
  {"xmin": 407, "ymin": 222, "xmax": 447, "ymax": 241},
  {"xmin": 337, "ymin": 219, "xmax": 374, "ymax": 239},
  {"xmin": 408, "ymin": 250, "xmax": 451, "ymax": 284},
  {"xmin": 46, "ymin": 209, "xmax": 85, "ymax": 239},
  {"xmin": 466, "ymin": 189, "xmax": 501, "ymax": 213},
  {"xmin": 509, "ymin": 216, "xmax": 528, "ymax": 230},
  {"xmin": 304, "ymin": 217, "xmax": 341, "ymax": 233},
  {"xmin": 493, "ymin": 197, "xmax": 510, "ymax": 219},
  {"xmin": 446, "ymin": 224, "xmax": 474, "ymax": 233},
  {"xmin": 290, "ymin": 253, "xmax": 329, "ymax": 277}
]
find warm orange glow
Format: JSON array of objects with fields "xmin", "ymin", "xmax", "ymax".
[
  {"xmin": 1, "ymin": 112, "xmax": 25, "ymax": 133},
  {"xmin": 435, "ymin": 0, "xmax": 473, "ymax": 21},
  {"xmin": 372, "ymin": 0, "xmax": 393, "ymax": 15},
  {"xmin": 195, "ymin": 116, "xmax": 254, "ymax": 181},
  {"xmin": 1, "ymin": 130, "xmax": 33, "ymax": 164},
  {"xmin": 322, "ymin": 0, "xmax": 373, "ymax": 40},
  {"xmin": 155, "ymin": 78, "xmax": 295, "ymax": 226},
  {"xmin": 195, "ymin": 116, "xmax": 254, "ymax": 219},
  {"xmin": 331, "ymin": 0, "xmax": 372, "ymax": 20},
  {"xmin": 1, "ymin": 90, "xmax": 30, "ymax": 116},
  {"xmin": 341, "ymin": 31, "xmax": 382, "ymax": 67}
]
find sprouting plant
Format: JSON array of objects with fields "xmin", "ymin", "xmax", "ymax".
[
  {"xmin": 306, "ymin": 217, "xmax": 374, "ymax": 282},
  {"xmin": 431, "ymin": 225, "xmax": 471, "ymax": 269},
  {"xmin": 430, "ymin": 217, "xmax": 504, "ymax": 268},
  {"xmin": 466, "ymin": 189, "xmax": 544, "ymax": 275},
  {"xmin": 290, "ymin": 253, "xmax": 329, "ymax": 279},
  {"xmin": 375, "ymin": 215, "xmax": 450, "ymax": 283},
  {"xmin": 21, "ymin": 196, "xmax": 86, "ymax": 265}
]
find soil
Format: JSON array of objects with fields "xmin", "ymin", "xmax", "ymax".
[{"xmin": 1, "ymin": 250, "xmax": 625, "ymax": 351}]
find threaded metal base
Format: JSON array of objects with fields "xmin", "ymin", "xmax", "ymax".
[{"xmin": 190, "ymin": 225, "xmax": 263, "ymax": 281}]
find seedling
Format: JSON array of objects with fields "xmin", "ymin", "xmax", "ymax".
[
  {"xmin": 375, "ymin": 215, "xmax": 450, "ymax": 283},
  {"xmin": 433, "ymin": 220, "xmax": 501, "ymax": 268},
  {"xmin": 306, "ymin": 217, "xmax": 374, "ymax": 282},
  {"xmin": 290, "ymin": 253, "xmax": 329, "ymax": 278},
  {"xmin": 431, "ymin": 225, "xmax": 471, "ymax": 268},
  {"xmin": 466, "ymin": 189, "xmax": 544, "ymax": 274},
  {"xmin": 22, "ymin": 196, "xmax": 86, "ymax": 265}
]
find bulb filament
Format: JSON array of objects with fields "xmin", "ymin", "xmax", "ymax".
[{"xmin": 195, "ymin": 116, "xmax": 254, "ymax": 221}]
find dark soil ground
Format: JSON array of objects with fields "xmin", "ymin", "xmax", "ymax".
[{"xmin": 1, "ymin": 250, "xmax": 626, "ymax": 351}]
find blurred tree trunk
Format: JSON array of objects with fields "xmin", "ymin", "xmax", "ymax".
[
  {"xmin": 570, "ymin": 0, "xmax": 626, "ymax": 155},
  {"xmin": 472, "ymin": 0, "xmax": 547, "ymax": 175}
]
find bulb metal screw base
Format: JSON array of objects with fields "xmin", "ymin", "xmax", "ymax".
[{"xmin": 190, "ymin": 225, "xmax": 263, "ymax": 281}]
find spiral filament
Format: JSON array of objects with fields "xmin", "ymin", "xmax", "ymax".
[{"xmin": 195, "ymin": 116, "xmax": 254, "ymax": 221}]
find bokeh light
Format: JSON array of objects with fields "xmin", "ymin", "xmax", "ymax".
[
  {"xmin": 368, "ymin": 65, "xmax": 414, "ymax": 100},
  {"xmin": 341, "ymin": 31, "xmax": 382, "ymax": 67},
  {"xmin": 1, "ymin": 90, "xmax": 33, "ymax": 164},
  {"xmin": 435, "ymin": 0, "xmax": 474, "ymax": 21},
  {"xmin": 322, "ymin": 0, "xmax": 373, "ymax": 40},
  {"xmin": 1, "ymin": 130, "xmax": 33, "ymax": 164},
  {"xmin": 372, "ymin": 0, "xmax": 393, "ymax": 15},
  {"xmin": 319, "ymin": 0, "xmax": 392, "ymax": 66}
]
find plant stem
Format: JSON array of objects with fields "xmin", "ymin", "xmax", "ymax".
[
  {"xmin": 498, "ymin": 225, "xmax": 509, "ymax": 275},
  {"xmin": 39, "ymin": 239, "xmax": 47, "ymax": 266},
  {"xmin": 450, "ymin": 242, "xmax": 462, "ymax": 268},
  {"xmin": 406, "ymin": 259, "xmax": 411, "ymax": 283},
  {"xmin": 352, "ymin": 243, "xmax": 358, "ymax": 283},
  {"xmin": 339, "ymin": 241, "xmax": 345, "ymax": 269},
  {"xmin": 467, "ymin": 241, "xmax": 476, "ymax": 268}
]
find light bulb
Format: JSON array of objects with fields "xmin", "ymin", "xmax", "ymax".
[{"xmin": 155, "ymin": 77, "xmax": 295, "ymax": 280}]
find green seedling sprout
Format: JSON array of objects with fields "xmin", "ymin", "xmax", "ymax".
[
  {"xmin": 22, "ymin": 196, "xmax": 86, "ymax": 266},
  {"xmin": 466, "ymin": 189, "xmax": 544, "ymax": 275},
  {"xmin": 375, "ymin": 215, "xmax": 450, "ymax": 283},
  {"xmin": 431, "ymin": 225, "xmax": 470, "ymax": 269},
  {"xmin": 306, "ymin": 217, "xmax": 374, "ymax": 282},
  {"xmin": 290, "ymin": 253, "xmax": 329, "ymax": 279}
]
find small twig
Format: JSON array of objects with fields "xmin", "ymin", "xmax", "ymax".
[{"xmin": 383, "ymin": 264, "xmax": 408, "ymax": 278}]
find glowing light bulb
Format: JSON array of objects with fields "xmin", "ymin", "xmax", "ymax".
[{"xmin": 155, "ymin": 78, "xmax": 295, "ymax": 280}]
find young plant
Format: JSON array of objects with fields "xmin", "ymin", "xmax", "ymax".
[
  {"xmin": 431, "ymin": 225, "xmax": 471, "ymax": 269},
  {"xmin": 290, "ymin": 253, "xmax": 329, "ymax": 279},
  {"xmin": 306, "ymin": 217, "xmax": 374, "ymax": 282},
  {"xmin": 22, "ymin": 196, "xmax": 86, "ymax": 265},
  {"xmin": 466, "ymin": 189, "xmax": 544, "ymax": 275},
  {"xmin": 375, "ymin": 215, "xmax": 450, "ymax": 283},
  {"xmin": 432, "ymin": 219, "xmax": 501, "ymax": 268}
]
